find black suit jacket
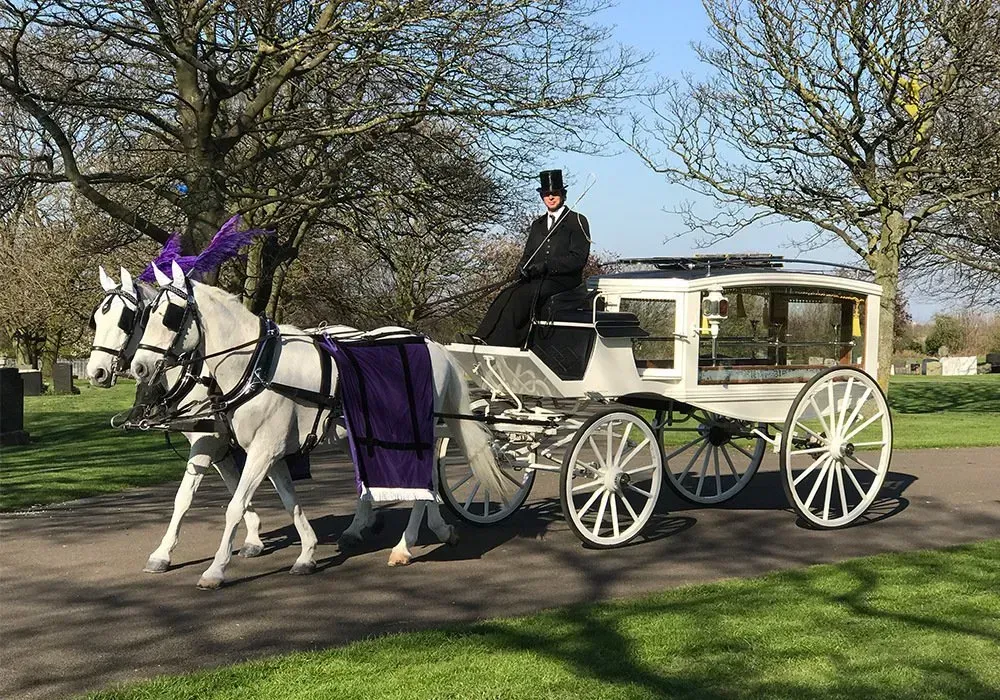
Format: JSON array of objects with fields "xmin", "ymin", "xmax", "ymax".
[{"xmin": 515, "ymin": 208, "xmax": 591, "ymax": 287}]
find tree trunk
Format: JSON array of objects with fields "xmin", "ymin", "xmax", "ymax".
[{"xmin": 869, "ymin": 220, "xmax": 903, "ymax": 392}]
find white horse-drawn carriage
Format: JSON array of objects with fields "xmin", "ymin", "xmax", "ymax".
[{"xmin": 437, "ymin": 254, "xmax": 893, "ymax": 547}]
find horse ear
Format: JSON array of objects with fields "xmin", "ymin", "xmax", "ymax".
[
  {"xmin": 99, "ymin": 265, "xmax": 116, "ymax": 291},
  {"xmin": 152, "ymin": 263, "xmax": 171, "ymax": 287},
  {"xmin": 119, "ymin": 267, "xmax": 134, "ymax": 294},
  {"xmin": 170, "ymin": 260, "xmax": 185, "ymax": 288}
]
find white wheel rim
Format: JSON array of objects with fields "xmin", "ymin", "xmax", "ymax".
[
  {"xmin": 658, "ymin": 410, "xmax": 765, "ymax": 504},
  {"xmin": 564, "ymin": 412, "xmax": 662, "ymax": 545},
  {"xmin": 783, "ymin": 370, "xmax": 892, "ymax": 527},
  {"xmin": 437, "ymin": 436, "xmax": 533, "ymax": 524}
]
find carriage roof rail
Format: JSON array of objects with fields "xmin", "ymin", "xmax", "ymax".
[{"xmin": 611, "ymin": 254, "xmax": 873, "ymax": 276}]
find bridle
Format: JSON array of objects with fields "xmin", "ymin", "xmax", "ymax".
[
  {"xmin": 90, "ymin": 286, "xmax": 148, "ymax": 378},
  {"xmin": 136, "ymin": 280, "xmax": 202, "ymax": 374}
]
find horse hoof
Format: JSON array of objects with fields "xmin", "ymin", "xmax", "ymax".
[
  {"xmin": 387, "ymin": 551, "xmax": 411, "ymax": 567},
  {"xmin": 446, "ymin": 527, "xmax": 460, "ymax": 547},
  {"xmin": 290, "ymin": 561, "xmax": 316, "ymax": 576},
  {"xmin": 337, "ymin": 533, "xmax": 362, "ymax": 550},
  {"xmin": 143, "ymin": 558, "xmax": 170, "ymax": 574},
  {"xmin": 238, "ymin": 543, "xmax": 264, "ymax": 558},
  {"xmin": 196, "ymin": 576, "xmax": 224, "ymax": 590},
  {"xmin": 370, "ymin": 511, "xmax": 385, "ymax": 535}
]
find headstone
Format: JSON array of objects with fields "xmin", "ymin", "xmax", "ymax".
[
  {"xmin": 940, "ymin": 356, "xmax": 978, "ymax": 376},
  {"xmin": 19, "ymin": 369, "xmax": 43, "ymax": 396},
  {"xmin": 921, "ymin": 359, "xmax": 942, "ymax": 376},
  {"xmin": 986, "ymin": 353, "xmax": 1000, "ymax": 373},
  {"xmin": 52, "ymin": 362, "xmax": 78, "ymax": 394},
  {"xmin": 0, "ymin": 367, "xmax": 30, "ymax": 445}
]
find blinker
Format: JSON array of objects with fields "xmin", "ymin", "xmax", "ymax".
[{"xmin": 162, "ymin": 302, "xmax": 186, "ymax": 332}]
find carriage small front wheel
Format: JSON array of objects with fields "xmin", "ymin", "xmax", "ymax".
[
  {"xmin": 560, "ymin": 409, "xmax": 663, "ymax": 548},
  {"xmin": 436, "ymin": 435, "xmax": 536, "ymax": 525},
  {"xmin": 780, "ymin": 366, "xmax": 893, "ymax": 528}
]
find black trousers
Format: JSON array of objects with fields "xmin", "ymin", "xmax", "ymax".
[{"xmin": 475, "ymin": 277, "xmax": 576, "ymax": 347}]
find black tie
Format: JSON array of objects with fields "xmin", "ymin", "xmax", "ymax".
[{"xmin": 549, "ymin": 213, "xmax": 556, "ymax": 230}]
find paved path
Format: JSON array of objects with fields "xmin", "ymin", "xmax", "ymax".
[{"xmin": 1, "ymin": 447, "xmax": 997, "ymax": 699}]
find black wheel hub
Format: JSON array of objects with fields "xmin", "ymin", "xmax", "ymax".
[
  {"xmin": 615, "ymin": 472, "xmax": 632, "ymax": 490},
  {"xmin": 706, "ymin": 424, "xmax": 731, "ymax": 447}
]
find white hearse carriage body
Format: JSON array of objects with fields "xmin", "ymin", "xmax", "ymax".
[{"xmin": 439, "ymin": 256, "xmax": 893, "ymax": 547}]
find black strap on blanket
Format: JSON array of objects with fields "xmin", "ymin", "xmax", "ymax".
[{"xmin": 396, "ymin": 344, "xmax": 425, "ymax": 460}]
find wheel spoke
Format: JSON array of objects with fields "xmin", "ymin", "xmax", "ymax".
[
  {"xmin": 713, "ymin": 447, "xmax": 722, "ymax": 496},
  {"xmin": 613, "ymin": 422, "xmax": 633, "ymax": 468},
  {"xmin": 822, "ymin": 457, "xmax": 836, "ymax": 521},
  {"xmin": 794, "ymin": 452, "xmax": 830, "ymax": 486},
  {"xmin": 450, "ymin": 470, "xmax": 475, "ymax": 491},
  {"xmin": 842, "ymin": 461, "xmax": 866, "ymax": 496},
  {"xmin": 790, "ymin": 446, "xmax": 828, "ymax": 456},
  {"xmin": 695, "ymin": 447, "xmax": 711, "ymax": 497},
  {"xmin": 847, "ymin": 453, "xmax": 880, "ymax": 474},
  {"xmin": 620, "ymin": 492, "xmax": 640, "ymax": 522},
  {"xmin": 483, "ymin": 487, "xmax": 491, "ymax": 516},
  {"xmin": 624, "ymin": 463, "xmax": 657, "ymax": 477},
  {"xmin": 606, "ymin": 422, "xmax": 614, "ymax": 469},
  {"xmin": 676, "ymin": 439, "xmax": 709, "ymax": 482},
  {"xmin": 664, "ymin": 435, "xmax": 707, "ymax": 461},
  {"xmin": 578, "ymin": 487, "xmax": 604, "ymax": 517},
  {"xmin": 501, "ymin": 469, "xmax": 526, "ymax": 488},
  {"xmin": 809, "ymin": 396, "xmax": 832, "ymax": 437},
  {"xmin": 610, "ymin": 495, "xmax": 620, "ymax": 538},
  {"xmin": 588, "ymin": 436, "xmax": 608, "ymax": 472},
  {"xmin": 803, "ymin": 458, "xmax": 832, "ymax": 510},
  {"xmin": 836, "ymin": 377, "xmax": 855, "ymax": 434},
  {"xmin": 592, "ymin": 491, "xmax": 610, "ymax": 537},
  {"xmin": 844, "ymin": 411, "xmax": 884, "ymax": 442},
  {"xmin": 463, "ymin": 481, "xmax": 480, "ymax": 510},
  {"xmin": 626, "ymin": 483, "xmax": 652, "ymax": 499},
  {"xmin": 572, "ymin": 478, "xmax": 603, "ymax": 494},
  {"xmin": 794, "ymin": 421, "xmax": 827, "ymax": 443},
  {"xmin": 730, "ymin": 440, "xmax": 755, "ymax": 460},
  {"xmin": 618, "ymin": 437, "xmax": 652, "ymax": 471},
  {"xmin": 836, "ymin": 462, "xmax": 849, "ymax": 518},
  {"xmin": 841, "ymin": 386, "xmax": 873, "ymax": 437},
  {"xmin": 721, "ymin": 444, "xmax": 740, "ymax": 477}
]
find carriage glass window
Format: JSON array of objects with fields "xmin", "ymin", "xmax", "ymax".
[
  {"xmin": 697, "ymin": 286, "xmax": 866, "ymax": 384},
  {"xmin": 619, "ymin": 298, "xmax": 676, "ymax": 371}
]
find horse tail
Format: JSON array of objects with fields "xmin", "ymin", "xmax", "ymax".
[{"xmin": 440, "ymin": 350, "xmax": 507, "ymax": 501}]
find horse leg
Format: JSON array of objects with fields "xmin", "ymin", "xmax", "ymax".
[
  {"xmin": 197, "ymin": 449, "xmax": 274, "ymax": 590},
  {"xmin": 338, "ymin": 496, "xmax": 375, "ymax": 550},
  {"xmin": 425, "ymin": 450, "xmax": 458, "ymax": 546},
  {"xmin": 144, "ymin": 434, "xmax": 220, "ymax": 573},
  {"xmin": 426, "ymin": 502, "xmax": 459, "ymax": 546},
  {"xmin": 266, "ymin": 460, "xmax": 319, "ymax": 575},
  {"xmin": 388, "ymin": 501, "xmax": 427, "ymax": 567},
  {"xmin": 213, "ymin": 453, "xmax": 265, "ymax": 558}
]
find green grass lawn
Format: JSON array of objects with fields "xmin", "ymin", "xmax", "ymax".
[
  {"xmin": 888, "ymin": 374, "xmax": 1000, "ymax": 449},
  {"xmin": 0, "ymin": 380, "xmax": 183, "ymax": 511},
  {"xmin": 86, "ymin": 540, "xmax": 1000, "ymax": 700}
]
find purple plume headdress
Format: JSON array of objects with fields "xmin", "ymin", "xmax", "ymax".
[{"xmin": 140, "ymin": 215, "xmax": 271, "ymax": 283}]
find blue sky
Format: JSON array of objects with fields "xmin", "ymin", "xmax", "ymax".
[{"xmin": 547, "ymin": 0, "xmax": 944, "ymax": 321}]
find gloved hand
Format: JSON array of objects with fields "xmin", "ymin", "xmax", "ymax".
[
  {"xmin": 517, "ymin": 266, "xmax": 531, "ymax": 281},
  {"xmin": 525, "ymin": 262, "xmax": 546, "ymax": 279}
]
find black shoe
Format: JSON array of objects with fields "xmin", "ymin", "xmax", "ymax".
[{"xmin": 456, "ymin": 333, "xmax": 486, "ymax": 345}]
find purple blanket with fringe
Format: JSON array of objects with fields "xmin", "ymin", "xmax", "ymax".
[{"xmin": 319, "ymin": 334, "xmax": 435, "ymax": 502}]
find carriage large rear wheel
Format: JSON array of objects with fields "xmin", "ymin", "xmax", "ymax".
[
  {"xmin": 654, "ymin": 408, "xmax": 766, "ymax": 504},
  {"xmin": 780, "ymin": 366, "xmax": 893, "ymax": 528},
  {"xmin": 560, "ymin": 409, "xmax": 663, "ymax": 548}
]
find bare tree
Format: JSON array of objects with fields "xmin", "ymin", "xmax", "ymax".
[
  {"xmin": 621, "ymin": 0, "xmax": 999, "ymax": 386},
  {"xmin": 2, "ymin": 0, "xmax": 645, "ymax": 312}
]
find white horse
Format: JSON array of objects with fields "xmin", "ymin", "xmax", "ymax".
[
  {"xmin": 130, "ymin": 262, "xmax": 504, "ymax": 589},
  {"xmin": 86, "ymin": 266, "xmax": 270, "ymax": 572}
]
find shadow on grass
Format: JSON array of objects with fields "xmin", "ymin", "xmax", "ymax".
[{"xmin": 889, "ymin": 376, "xmax": 1000, "ymax": 414}]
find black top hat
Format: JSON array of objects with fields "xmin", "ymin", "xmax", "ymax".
[{"xmin": 537, "ymin": 169, "xmax": 565, "ymax": 193}]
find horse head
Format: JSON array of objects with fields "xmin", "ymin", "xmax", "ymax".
[
  {"xmin": 87, "ymin": 266, "xmax": 142, "ymax": 387},
  {"xmin": 131, "ymin": 261, "xmax": 200, "ymax": 384}
]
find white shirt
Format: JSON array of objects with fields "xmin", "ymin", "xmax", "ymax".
[{"xmin": 546, "ymin": 206, "xmax": 566, "ymax": 231}]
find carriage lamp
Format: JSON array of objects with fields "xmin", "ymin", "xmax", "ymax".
[{"xmin": 701, "ymin": 289, "xmax": 729, "ymax": 338}]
